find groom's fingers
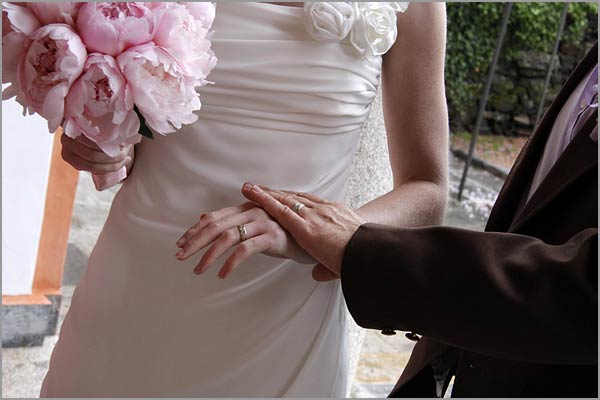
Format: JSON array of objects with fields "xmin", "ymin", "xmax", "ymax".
[
  {"xmin": 265, "ymin": 191, "xmax": 315, "ymax": 211},
  {"xmin": 282, "ymin": 190, "xmax": 329, "ymax": 205},
  {"xmin": 251, "ymin": 184, "xmax": 322, "ymax": 207},
  {"xmin": 257, "ymin": 186, "xmax": 317, "ymax": 208},
  {"xmin": 312, "ymin": 263, "xmax": 339, "ymax": 282},
  {"xmin": 242, "ymin": 183, "xmax": 304, "ymax": 236}
]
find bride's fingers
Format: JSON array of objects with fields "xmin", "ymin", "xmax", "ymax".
[
  {"xmin": 176, "ymin": 202, "xmax": 256, "ymax": 247},
  {"xmin": 312, "ymin": 263, "xmax": 339, "ymax": 282},
  {"xmin": 74, "ymin": 134, "xmax": 104, "ymax": 151},
  {"xmin": 218, "ymin": 234, "xmax": 273, "ymax": 279},
  {"xmin": 193, "ymin": 220, "xmax": 268, "ymax": 275},
  {"xmin": 177, "ymin": 207, "xmax": 266, "ymax": 260},
  {"xmin": 61, "ymin": 151, "xmax": 131, "ymax": 173}
]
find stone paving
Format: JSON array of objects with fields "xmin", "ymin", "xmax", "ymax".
[{"xmin": 2, "ymin": 155, "xmax": 504, "ymax": 398}]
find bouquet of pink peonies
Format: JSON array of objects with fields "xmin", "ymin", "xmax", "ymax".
[{"xmin": 2, "ymin": 2, "xmax": 217, "ymax": 190}]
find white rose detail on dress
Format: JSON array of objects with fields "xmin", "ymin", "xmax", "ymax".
[
  {"xmin": 303, "ymin": 2, "xmax": 409, "ymax": 58},
  {"xmin": 350, "ymin": 2, "xmax": 398, "ymax": 57},
  {"xmin": 303, "ymin": 2, "xmax": 355, "ymax": 43}
]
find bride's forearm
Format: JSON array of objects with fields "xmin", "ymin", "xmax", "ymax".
[
  {"xmin": 355, "ymin": 179, "xmax": 447, "ymax": 228},
  {"xmin": 358, "ymin": 2, "xmax": 449, "ymax": 228}
]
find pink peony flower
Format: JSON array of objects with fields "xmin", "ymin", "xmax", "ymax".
[
  {"xmin": 63, "ymin": 53, "xmax": 141, "ymax": 157},
  {"xmin": 25, "ymin": 2, "xmax": 82, "ymax": 27},
  {"xmin": 2, "ymin": 3, "xmax": 40, "ymax": 101},
  {"xmin": 76, "ymin": 2, "xmax": 159, "ymax": 57},
  {"xmin": 117, "ymin": 43, "xmax": 201, "ymax": 134},
  {"xmin": 182, "ymin": 2, "xmax": 216, "ymax": 31},
  {"xmin": 153, "ymin": 2, "xmax": 216, "ymax": 82},
  {"xmin": 19, "ymin": 23, "xmax": 87, "ymax": 132}
]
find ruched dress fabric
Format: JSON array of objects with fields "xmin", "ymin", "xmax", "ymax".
[{"xmin": 41, "ymin": 3, "xmax": 383, "ymax": 397}]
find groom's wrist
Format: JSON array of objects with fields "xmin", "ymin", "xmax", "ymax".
[
  {"xmin": 339, "ymin": 223, "xmax": 431, "ymax": 335},
  {"xmin": 340, "ymin": 223, "xmax": 403, "ymax": 328}
]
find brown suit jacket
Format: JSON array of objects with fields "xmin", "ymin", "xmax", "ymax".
[{"xmin": 340, "ymin": 42, "xmax": 598, "ymax": 397}]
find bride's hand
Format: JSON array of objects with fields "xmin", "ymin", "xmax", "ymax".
[
  {"xmin": 60, "ymin": 132, "xmax": 135, "ymax": 175},
  {"xmin": 175, "ymin": 202, "xmax": 315, "ymax": 278}
]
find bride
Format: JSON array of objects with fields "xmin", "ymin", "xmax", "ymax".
[{"xmin": 42, "ymin": 2, "xmax": 448, "ymax": 397}]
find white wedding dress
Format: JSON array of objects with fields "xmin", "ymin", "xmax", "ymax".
[{"xmin": 41, "ymin": 3, "xmax": 386, "ymax": 397}]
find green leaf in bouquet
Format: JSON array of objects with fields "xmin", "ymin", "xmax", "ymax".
[{"xmin": 134, "ymin": 105, "xmax": 154, "ymax": 140}]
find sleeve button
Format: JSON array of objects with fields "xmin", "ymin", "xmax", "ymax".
[
  {"xmin": 405, "ymin": 332, "xmax": 421, "ymax": 342},
  {"xmin": 381, "ymin": 328, "xmax": 397, "ymax": 336}
]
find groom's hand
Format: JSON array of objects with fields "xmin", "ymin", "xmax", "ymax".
[{"xmin": 241, "ymin": 183, "xmax": 365, "ymax": 281}]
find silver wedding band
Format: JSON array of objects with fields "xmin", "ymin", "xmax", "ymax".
[
  {"xmin": 291, "ymin": 202, "xmax": 305, "ymax": 215},
  {"xmin": 237, "ymin": 225, "xmax": 248, "ymax": 242}
]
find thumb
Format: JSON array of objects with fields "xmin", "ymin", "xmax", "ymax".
[{"xmin": 312, "ymin": 263, "xmax": 339, "ymax": 282}]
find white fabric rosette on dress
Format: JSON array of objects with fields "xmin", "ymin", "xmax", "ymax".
[{"xmin": 304, "ymin": 2, "xmax": 409, "ymax": 57}]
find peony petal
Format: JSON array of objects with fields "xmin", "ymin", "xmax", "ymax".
[
  {"xmin": 77, "ymin": 2, "xmax": 157, "ymax": 56},
  {"xmin": 182, "ymin": 2, "xmax": 216, "ymax": 30},
  {"xmin": 26, "ymin": 2, "xmax": 81, "ymax": 26},
  {"xmin": 2, "ymin": 31, "xmax": 30, "ymax": 85},
  {"xmin": 80, "ymin": 22, "xmax": 122, "ymax": 56},
  {"xmin": 63, "ymin": 118, "xmax": 82, "ymax": 139},
  {"xmin": 43, "ymin": 83, "xmax": 69, "ymax": 132},
  {"xmin": 4, "ymin": 3, "xmax": 40, "ymax": 35}
]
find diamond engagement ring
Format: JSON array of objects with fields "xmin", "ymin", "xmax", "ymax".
[
  {"xmin": 291, "ymin": 202, "xmax": 305, "ymax": 214},
  {"xmin": 237, "ymin": 225, "xmax": 248, "ymax": 242}
]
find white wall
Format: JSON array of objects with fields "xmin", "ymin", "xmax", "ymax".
[{"xmin": 2, "ymin": 93, "xmax": 54, "ymax": 295}]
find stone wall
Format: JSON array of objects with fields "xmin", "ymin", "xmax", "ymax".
[{"xmin": 478, "ymin": 13, "xmax": 597, "ymax": 136}]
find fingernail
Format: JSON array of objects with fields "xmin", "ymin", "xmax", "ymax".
[
  {"xmin": 176, "ymin": 238, "xmax": 185, "ymax": 247},
  {"xmin": 176, "ymin": 250, "xmax": 184, "ymax": 258},
  {"xmin": 194, "ymin": 262, "xmax": 204, "ymax": 274},
  {"xmin": 125, "ymin": 156, "xmax": 132, "ymax": 164},
  {"xmin": 251, "ymin": 185, "xmax": 262, "ymax": 193}
]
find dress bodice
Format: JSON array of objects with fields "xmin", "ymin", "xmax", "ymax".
[{"xmin": 120, "ymin": 2, "xmax": 384, "ymax": 226}]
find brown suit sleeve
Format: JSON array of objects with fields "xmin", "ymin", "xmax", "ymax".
[{"xmin": 340, "ymin": 223, "xmax": 598, "ymax": 365}]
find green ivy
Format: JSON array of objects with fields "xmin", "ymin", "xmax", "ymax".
[{"xmin": 446, "ymin": 2, "xmax": 598, "ymax": 129}]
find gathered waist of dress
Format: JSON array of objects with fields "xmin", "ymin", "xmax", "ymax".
[
  {"xmin": 195, "ymin": 3, "xmax": 382, "ymax": 136},
  {"xmin": 195, "ymin": 46, "xmax": 381, "ymax": 135}
]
